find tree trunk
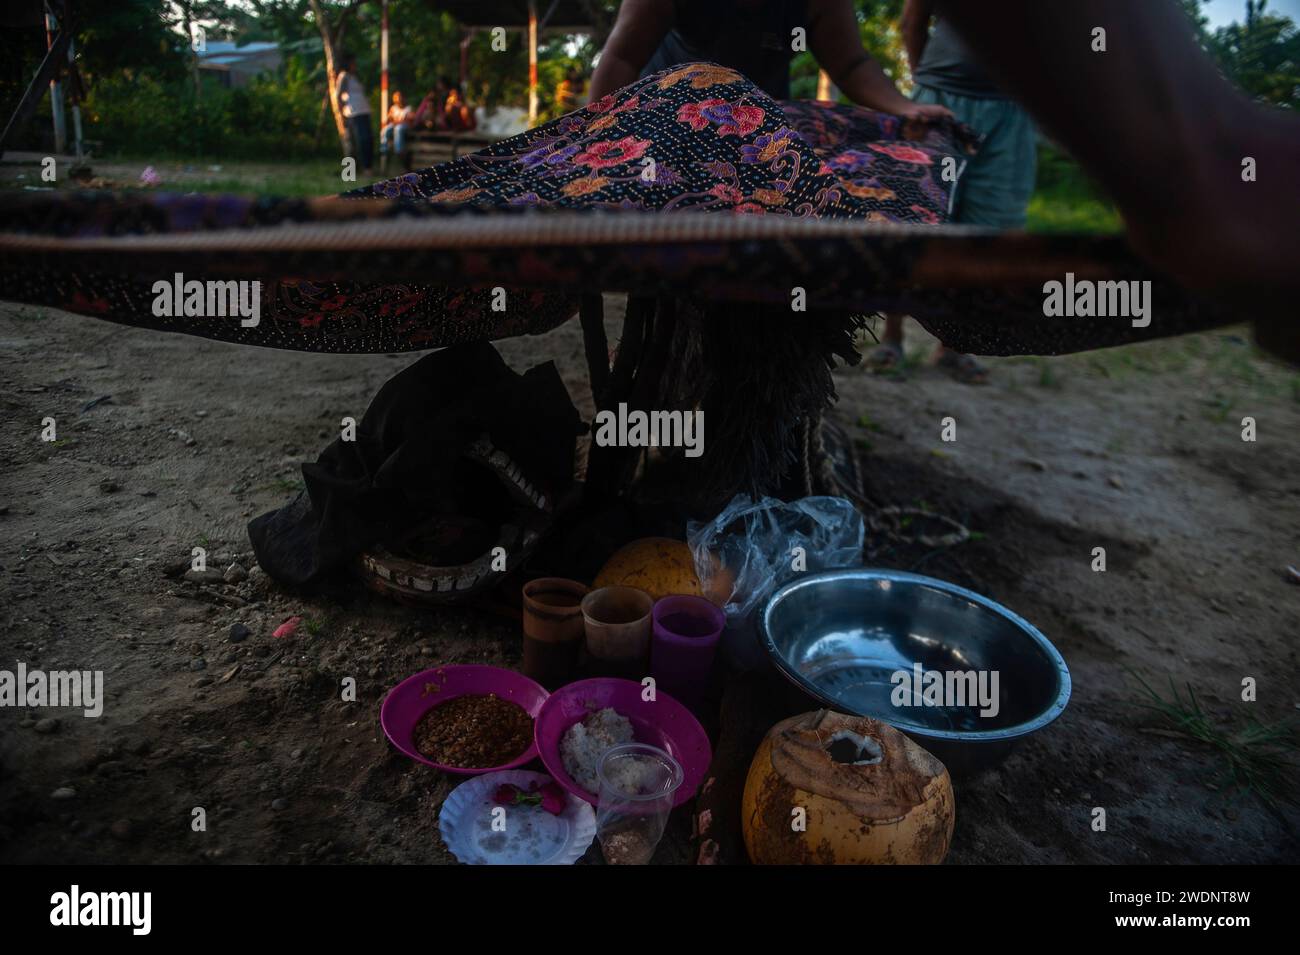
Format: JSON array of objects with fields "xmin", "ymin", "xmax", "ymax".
[
  {"xmin": 182, "ymin": 3, "xmax": 202, "ymax": 104},
  {"xmin": 309, "ymin": 0, "xmax": 351, "ymax": 156}
]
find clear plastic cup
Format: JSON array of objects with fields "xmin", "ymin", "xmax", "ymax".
[
  {"xmin": 581, "ymin": 585, "xmax": 654, "ymax": 672},
  {"xmin": 595, "ymin": 743, "xmax": 683, "ymax": 865}
]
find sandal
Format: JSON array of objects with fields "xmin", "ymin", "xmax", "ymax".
[{"xmin": 934, "ymin": 348, "xmax": 989, "ymax": 385}]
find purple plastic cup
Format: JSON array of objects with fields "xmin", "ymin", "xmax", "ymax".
[{"xmin": 650, "ymin": 595, "xmax": 725, "ymax": 706}]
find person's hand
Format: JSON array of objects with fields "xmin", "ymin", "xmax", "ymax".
[{"xmin": 898, "ymin": 102, "xmax": 953, "ymax": 123}]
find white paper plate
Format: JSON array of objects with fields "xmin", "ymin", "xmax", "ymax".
[{"xmin": 438, "ymin": 770, "xmax": 596, "ymax": 865}]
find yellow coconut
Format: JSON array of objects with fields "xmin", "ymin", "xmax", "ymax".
[
  {"xmin": 742, "ymin": 710, "xmax": 954, "ymax": 865},
  {"xmin": 593, "ymin": 537, "xmax": 730, "ymax": 605}
]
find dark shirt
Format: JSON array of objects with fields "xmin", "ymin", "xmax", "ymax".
[
  {"xmin": 640, "ymin": 0, "xmax": 809, "ymax": 100},
  {"xmin": 912, "ymin": 17, "xmax": 1003, "ymax": 98}
]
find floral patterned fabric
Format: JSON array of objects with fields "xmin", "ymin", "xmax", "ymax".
[
  {"xmin": 1, "ymin": 62, "xmax": 1224, "ymax": 358},
  {"xmin": 356, "ymin": 63, "xmax": 977, "ymax": 224},
  {"xmin": 0, "ymin": 63, "xmax": 983, "ymax": 355}
]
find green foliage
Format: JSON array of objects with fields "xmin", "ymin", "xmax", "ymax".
[
  {"xmin": 791, "ymin": 0, "xmax": 907, "ymax": 100},
  {"xmin": 1026, "ymin": 144, "xmax": 1123, "ymax": 234},
  {"xmin": 364, "ymin": 1, "xmax": 481, "ymax": 106},
  {"xmin": 84, "ymin": 53, "xmax": 330, "ymax": 160},
  {"xmin": 1207, "ymin": 0, "xmax": 1300, "ymax": 108},
  {"xmin": 1180, "ymin": 0, "xmax": 1298, "ymax": 108},
  {"xmin": 0, "ymin": 0, "xmax": 181, "ymax": 134},
  {"xmin": 7, "ymin": 0, "xmax": 1297, "ymax": 172}
]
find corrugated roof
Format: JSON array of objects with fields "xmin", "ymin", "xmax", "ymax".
[{"xmin": 199, "ymin": 40, "xmax": 280, "ymax": 56}]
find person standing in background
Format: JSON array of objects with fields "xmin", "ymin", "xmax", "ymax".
[
  {"xmin": 870, "ymin": 0, "xmax": 1038, "ymax": 383},
  {"xmin": 337, "ymin": 53, "xmax": 374, "ymax": 176},
  {"xmin": 589, "ymin": 0, "xmax": 952, "ymax": 122}
]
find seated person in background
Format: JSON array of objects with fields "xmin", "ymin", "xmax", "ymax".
[
  {"xmin": 380, "ymin": 90, "xmax": 413, "ymax": 156},
  {"xmin": 410, "ymin": 79, "xmax": 450, "ymax": 131},
  {"xmin": 443, "ymin": 82, "xmax": 477, "ymax": 132},
  {"xmin": 555, "ymin": 67, "xmax": 586, "ymax": 114}
]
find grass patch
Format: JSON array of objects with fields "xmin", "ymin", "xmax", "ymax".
[
  {"xmin": 855, "ymin": 412, "xmax": 882, "ymax": 432},
  {"xmin": 1128, "ymin": 669, "xmax": 1298, "ymax": 812},
  {"xmin": 178, "ymin": 163, "xmax": 353, "ymax": 197},
  {"xmin": 7, "ymin": 307, "xmax": 49, "ymax": 322},
  {"xmin": 2, "ymin": 157, "xmax": 358, "ymax": 199},
  {"xmin": 1201, "ymin": 393, "xmax": 1236, "ymax": 423},
  {"xmin": 1035, "ymin": 358, "xmax": 1063, "ymax": 390},
  {"xmin": 1026, "ymin": 144, "xmax": 1123, "ymax": 235},
  {"xmin": 262, "ymin": 477, "xmax": 306, "ymax": 495}
]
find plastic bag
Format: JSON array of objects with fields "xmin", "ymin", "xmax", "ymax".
[{"xmin": 687, "ymin": 495, "xmax": 865, "ymax": 624}]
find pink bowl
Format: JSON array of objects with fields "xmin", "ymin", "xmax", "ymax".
[
  {"xmin": 534, "ymin": 677, "xmax": 712, "ymax": 807},
  {"xmin": 380, "ymin": 665, "xmax": 549, "ymax": 775}
]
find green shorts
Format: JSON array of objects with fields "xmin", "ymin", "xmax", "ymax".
[{"xmin": 913, "ymin": 85, "xmax": 1037, "ymax": 229}]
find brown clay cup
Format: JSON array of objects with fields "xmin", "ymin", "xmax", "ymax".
[{"xmin": 521, "ymin": 577, "xmax": 589, "ymax": 689}]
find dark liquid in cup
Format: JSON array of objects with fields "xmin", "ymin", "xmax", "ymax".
[
  {"xmin": 522, "ymin": 582, "xmax": 586, "ymax": 689},
  {"xmin": 660, "ymin": 612, "xmax": 715, "ymax": 638},
  {"xmin": 522, "ymin": 633, "xmax": 581, "ymax": 689},
  {"xmin": 589, "ymin": 597, "xmax": 648, "ymax": 625},
  {"xmin": 531, "ymin": 590, "xmax": 583, "ymax": 608}
]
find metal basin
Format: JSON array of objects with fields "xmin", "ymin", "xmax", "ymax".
[{"xmin": 759, "ymin": 568, "xmax": 1070, "ymax": 775}]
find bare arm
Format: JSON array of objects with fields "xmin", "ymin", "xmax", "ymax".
[
  {"xmin": 933, "ymin": 0, "xmax": 1299, "ymax": 350},
  {"xmin": 900, "ymin": 0, "xmax": 936, "ymax": 73},
  {"xmin": 933, "ymin": 0, "xmax": 1245, "ymax": 221},
  {"xmin": 588, "ymin": 0, "xmax": 675, "ymax": 101},
  {"xmin": 809, "ymin": 0, "xmax": 951, "ymax": 119}
]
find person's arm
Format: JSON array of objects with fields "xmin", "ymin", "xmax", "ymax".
[
  {"xmin": 409, "ymin": 94, "xmax": 433, "ymax": 126},
  {"xmin": 933, "ymin": 0, "xmax": 1297, "ymax": 354},
  {"xmin": 900, "ymin": 0, "xmax": 936, "ymax": 74},
  {"xmin": 808, "ymin": 0, "xmax": 951, "ymax": 119},
  {"xmin": 336, "ymin": 70, "xmax": 352, "ymax": 116},
  {"xmin": 588, "ymin": 0, "xmax": 675, "ymax": 101}
]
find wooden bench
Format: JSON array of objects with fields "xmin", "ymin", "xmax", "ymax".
[{"xmin": 384, "ymin": 129, "xmax": 499, "ymax": 173}]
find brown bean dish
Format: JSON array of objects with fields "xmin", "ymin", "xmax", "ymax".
[{"xmin": 412, "ymin": 693, "xmax": 534, "ymax": 768}]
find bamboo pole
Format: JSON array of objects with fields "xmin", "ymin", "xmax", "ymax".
[
  {"xmin": 528, "ymin": 0, "xmax": 539, "ymax": 125},
  {"xmin": 380, "ymin": 0, "xmax": 389, "ymax": 126},
  {"xmin": 45, "ymin": 10, "xmax": 67, "ymax": 154}
]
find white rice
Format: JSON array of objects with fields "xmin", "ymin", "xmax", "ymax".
[{"xmin": 559, "ymin": 707, "xmax": 635, "ymax": 794}]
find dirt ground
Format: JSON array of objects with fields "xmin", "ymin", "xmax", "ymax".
[{"xmin": 1, "ymin": 295, "xmax": 1297, "ymax": 864}]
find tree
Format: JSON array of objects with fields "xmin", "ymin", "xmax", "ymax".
[
  {"xmin": 1209, "ymin": 0, "xmax": 1300, "ymax": 108},
  {"xmin": 791, "ymin": 0, "xmax": 907, "ymax": 101},
  {"xmin": 307, "ymin": 0, "xmax": 362, "ymax": 156}
]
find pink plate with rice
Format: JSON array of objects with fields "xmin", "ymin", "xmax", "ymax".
[{"xmin": 534, "ymin": 677, "xmax": 712, "ymax": 807}]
